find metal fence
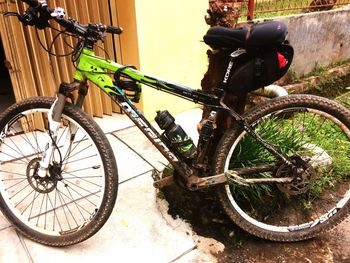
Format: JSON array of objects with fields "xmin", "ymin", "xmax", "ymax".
[{"xmin": 234, "ymin": 0, "xmax": 350, "ymax": 20}]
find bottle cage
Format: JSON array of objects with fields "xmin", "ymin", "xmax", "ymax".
[{"xmin": 114, "ymin": 65, "xmax": 142, "ymax": 103}]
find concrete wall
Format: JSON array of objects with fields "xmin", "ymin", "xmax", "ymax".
[{"xmin": 277, "ymin": 5, "xmax": 350, "ymax": 77}]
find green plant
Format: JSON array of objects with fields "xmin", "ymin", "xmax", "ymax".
[{"xmin": 229, "ymin": 111, "xmax": 350, "ymax": 206}]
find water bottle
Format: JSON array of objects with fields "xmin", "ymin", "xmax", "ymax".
[{"xmin": 155, "ymin": 110, "xmax": 196, "ymax": 159}]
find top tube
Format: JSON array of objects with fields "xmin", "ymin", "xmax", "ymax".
[{"xmin": 74, "ymin": 48, "xmax": 220, "ymax": 106}]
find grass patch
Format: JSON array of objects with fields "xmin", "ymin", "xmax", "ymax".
[{"xmin": 229, "ymin": 109, "xmax": 350, "ymax": 206}]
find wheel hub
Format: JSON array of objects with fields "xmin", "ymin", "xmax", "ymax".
[{"xmin": 26, "ymin": 158, "xmax": 62, "ymax": 194}]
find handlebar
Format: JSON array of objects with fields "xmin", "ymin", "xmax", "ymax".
[
  {"xmin": 107, "ymin": 26, "xmax": 123, "ymax": 35},
  {"xmin": 11, "ymin": 0, "xmax": 123, "ymax": 41}
]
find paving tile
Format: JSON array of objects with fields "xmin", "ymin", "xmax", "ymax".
[
  {"xmin": 106, "ymin": 134, "xmax": 153, "ymax": 182},
  {"xmin": 0, "ymin": 212, "xmax": 10, "ymax": 230},
  {"xmin": 24, "ymin": 174, "xmax": 195, "ymax": 263},
  {"xmin": 114, "ymin": 108, "xmax": 203, "ymax": 172},
  {"xmin": 114, "ymin": 126, "xmax": 168, "ymax": 171},
  {"xmin": 0, "ymin": 227, "xmax": 31, "ymax": 263},
  {"xmin": 94, "ymin": 113, "xmax": 134, "ymax": 134}
]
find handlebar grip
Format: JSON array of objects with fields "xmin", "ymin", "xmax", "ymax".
[
  {"xmin": 21, "ymin": 0, "xmax": 41, "ymax": 8},
  {"xmin": 106, "ymin": 26, "xmax": 123, "ymax": 35}
]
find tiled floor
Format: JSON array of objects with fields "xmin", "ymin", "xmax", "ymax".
[{"xmin": 0, "ymin": 108, "xmax": 218, "ymax": 263}]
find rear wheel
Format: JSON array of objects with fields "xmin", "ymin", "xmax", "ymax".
[
  {"xmin": 214, "ymin": 95, "xmax": 350, "ymax": 241},
  {"xmin": 0, "ymin": 97, "xmax": 118, "ymax": 246}
]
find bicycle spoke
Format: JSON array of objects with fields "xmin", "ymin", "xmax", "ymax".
[
  {"xmin": 62, "ymin": 171, "xmax": 102, "ymax": 188},
  {"xmin": 55, "ymin": 189, "xmax": 71, "ymax": 230},
  {"xmin": 5, "ymin": 178, "xmax": 28, "ymax": 193},
  {"xmin": 64, "ymin": 154, "xmax": 98, "ymax": 165},
  {"xmin": 64, "ymin": 143, "xmax": 93, "ymax": 163},
  {"xmin": 57, "ymin": 189, "xmax": 79, "ymax": 229},
  {"xmin": 28, "ymin": 191, "xmax": 40, "ymax": 221},
  {"xmin": 10, "ymin": 125, "xmax": 40, "ymax": 157},
  {"xmin": 46, "ymin": 192, "xmax": 63, "ymax": 232},
  {"xmin": 62, "ymin": 134, "xmax": 89, "ymax": 162},
  {"xmin": 64, "ymin": 181, "xmax": 100, "ymax": 200}
]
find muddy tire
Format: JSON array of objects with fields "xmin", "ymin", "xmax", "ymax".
[
  {"xmin": 0, "ymin": 97, "xmax": 118, "ymax": 246},
  {"xmin": 214, "ymin": 94, "xmax": 350, "ymax": 241}
]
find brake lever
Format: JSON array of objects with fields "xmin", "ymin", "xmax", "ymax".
[{"xmin": 3, "ymin": 12, "xmax": 20, "ymax": 18}]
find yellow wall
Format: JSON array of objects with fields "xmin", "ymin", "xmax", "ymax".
[{"xmin": 118, "ymin": 0, "xmax": 209, "ymax": 119}]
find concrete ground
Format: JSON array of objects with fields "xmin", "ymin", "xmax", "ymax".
[{"xmin": 0, "ymin": 108, "xmax": 224, "ymax": 263}]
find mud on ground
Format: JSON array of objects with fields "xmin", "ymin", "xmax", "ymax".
[{"xmin": 161, "ymin": 184, "xmax": 350, "ymax": 263}]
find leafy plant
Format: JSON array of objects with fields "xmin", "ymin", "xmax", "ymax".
[{"xmin": 229, "ymin": 111, "xmax": 350, "ymax": 207}]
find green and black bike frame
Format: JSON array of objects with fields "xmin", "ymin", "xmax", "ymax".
[
  {"xmin": 54, "ymin": 47, "xmax": 293, "ymax": 190},
  {"xmin": 70, "ymin": 48, "xmax": 220, "ymax": 182}
]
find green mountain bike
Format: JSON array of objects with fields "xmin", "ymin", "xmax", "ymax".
[{"xmin": 0, "ymin": 0, "xmax": 350, "ymax": 247}]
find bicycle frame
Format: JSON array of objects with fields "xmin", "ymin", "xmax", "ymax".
[
  {"xmin": 73, "ymin": 48, "xmax": 221, "ymax": 181},
  {"xmin": 49, "ymin": 47, "xmax": 293, "ymax": 190}
]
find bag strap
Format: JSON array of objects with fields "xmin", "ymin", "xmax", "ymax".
[
  {"xmin": 220, "ymin": 49, "xmax": 247, "ymax": 92},
  {"xmin": 254, "ymin": 57, "xmax": 264, "ymax": 88}
]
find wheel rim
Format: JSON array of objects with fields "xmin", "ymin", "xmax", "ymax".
[
  {"xmin": 224, "ymin": 107, "xmax": 350, "ymax": 233},
  {"xmin": 0, "ymin": 108, "xmax": 106, "ymax": 236}
]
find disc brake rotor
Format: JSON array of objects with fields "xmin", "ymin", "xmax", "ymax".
[{"xmin": 26, "ymin": 158, "xmax": 57, "ymax": 194}]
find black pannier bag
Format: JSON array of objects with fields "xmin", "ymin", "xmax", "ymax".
[{"xmin": 226, "ymin": 44, "xmax": 294, "ymax": 96}]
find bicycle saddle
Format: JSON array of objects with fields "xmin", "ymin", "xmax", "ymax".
[{"xmin": 203, "ymin": 21, "xmax": 288, "ymax": 49}]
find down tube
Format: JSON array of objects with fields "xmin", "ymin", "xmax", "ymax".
[
  {"xmin": 74, "ymin": 51, "xmax": 191, "ymax": 175},
  {"xmin": 114, "ymin": 94, "xmax": 190, "ymax": 176}
]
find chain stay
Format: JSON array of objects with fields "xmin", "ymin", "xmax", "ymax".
[
  {"xmin": 152, "ymin": 165, "xmax": 294, "ymax": 190},
  {"xmin": 225, "ymin": 170, "xmax": 294, "ymax": 186}
]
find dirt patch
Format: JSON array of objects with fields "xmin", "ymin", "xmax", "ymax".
[{"xmin": 161, "ymin": 180, "xmax": 350, "ymax": 263}]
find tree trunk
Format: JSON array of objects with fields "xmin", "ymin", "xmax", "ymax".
[{"xmin": 200, "ymin": 0, "xmax": 245, "ymax": 154}]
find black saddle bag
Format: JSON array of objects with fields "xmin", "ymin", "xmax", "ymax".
[{"xmin": 225, "ymin": 44, "xmax": 294, "ymax": 96}]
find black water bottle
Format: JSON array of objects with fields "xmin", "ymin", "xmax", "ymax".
[{"xmin": 155, "ymin": 110, "xmax": 196, "ymax": 159}]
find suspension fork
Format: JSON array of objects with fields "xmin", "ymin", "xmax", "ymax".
[
  {"xmin": 37, "ymin": 93, "xmax": 66, "ymax": 177},
  {"xmin": 37, "ymin": 81, "xmax": 86, "ymax": 177}
]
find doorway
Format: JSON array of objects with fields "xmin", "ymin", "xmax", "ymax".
[{"xmin": 0, "ymin": 37, "xmax": 15, "ymax": 112}]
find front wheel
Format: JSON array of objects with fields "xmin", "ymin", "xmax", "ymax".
[
  {"xmin": 0, "ymin": 97, "xmax": 118, "ymax": 246},
  {"xmin": 214, "ymin": 95, "xmax": 350, "ymax": 241}
]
